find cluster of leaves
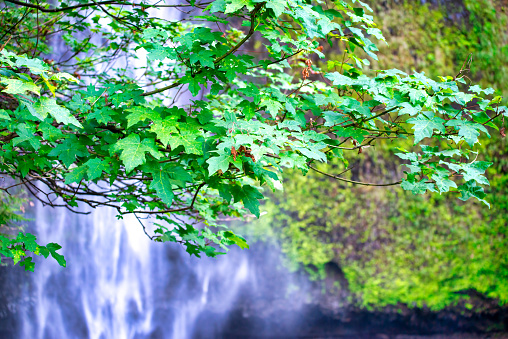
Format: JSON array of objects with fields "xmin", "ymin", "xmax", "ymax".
[
  {"xmin": 0, "ymin": 232, "xmax": 66, "ymax": 271},
  {"xmin": 0, "ymin": 189, "xmax": 65, "ymax": 271},
  {"xmin": 0, "ymin": 0, "xmax": 504, "ymax": 261}
]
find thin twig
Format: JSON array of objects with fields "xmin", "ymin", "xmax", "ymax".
[{"xmin": 309, "ymin": 165, "xmax": 401, "ymax": 187}]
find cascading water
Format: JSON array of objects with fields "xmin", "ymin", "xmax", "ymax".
[
  {"xmin": 22, "ymin": 204, "xmax": 156, "ymax": 338},
  {"xmin": 14, "ymin": 202, "xmax": 314, "ymax": 339}
]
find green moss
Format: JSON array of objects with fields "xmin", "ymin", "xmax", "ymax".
[{"xmin": 372, "ymin": 0, "xmax": 508, "ymax": 100}]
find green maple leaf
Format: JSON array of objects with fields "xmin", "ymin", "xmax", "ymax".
[
  {"xmin": 265, "ymin": 0, "xmax": 286, "ymax": 17},
  {"xmin": 318, "ymin": 16, "xmax": 340, "ymax": 35},
  {"xmin": 150, "ymin": 116, "xmax": 179, "ymax": 147},
  {"xmin": 143, "ymin": 28, "xmax": 168, "ymax": 40},
  {"xmin": 223, "ymin": 231, "xmax": 249, "ymax": 249},
  {"xmin": 181, "ymin": 74, "xmax": 207, "ymax": 97},
  {"xmin": 0, "ymin": 109, "xmax": 10, "ymax": 120},
  {"xmin": 401, "ymin": 179, "xmax": 436, "ymax": 195},
  {"xmin": 407, "ymin": 112, "xmax": 445, "ymax": 144},
  {"xmin": 225, "ymin": 0, "xmax": 254, "ymax": 13},
  {"xmin": 445, "ymin": 120, "xmax": 488, "ymax": 146},
  {"xmin": 19, "ymin": 257, "xmax": 35, "ymax": 272},
  {"xmin": 395, "ymin": 152, "xmax": 418, "ymax": 162},
  {"xmin": 189, "ymin": 50, "xmax": 216, "ymax": 69},
  {"xmin": 50, "ymin": 72, "xmax": 78, "ymax": 84},
  {"xmin": 45, "ymin": 243, "xmax": 66, "ymax": 267},
  {"xmin": 446, "ymin": 161, "xmax": 492, "ymax": 186},
  {"xmin": 39, "ymin": 122, "xmax": 64, "ymax": 141},
  {"xmin": 34, "ymin": 97, "xmax": 82, "ymax": 128},
  {"xmin": 167, "ymin": 124, "xmax": 203, "ymax": 155},
  {"xmin": 279, "ymin": 152, "xmax": 308, "ymax": 171},
  {"xmin": 239, "ymin": 185, "xmax": 263, "ymax": 217},
  {"xmin": 1, "ymin": 78, "xmax": 40, "ymax": 96},
  {"xmin": 325, "ymin": 72, "xmax": 355, "ymax": 86},
  {"xmin": 239, "ymin": 83, "xmax": 260, "ymax": 99},
  {"xmin": 113, "ymin": 134, "xmax": 163, "ymax": 172},
  {"xmin": 13, "ymin": 123, "xmax": 40, "ymax": 150},
  {"xmin": 184, "ymin": 243, "xmax": 201, "ymax": 257},
  {"xmin": 207, "ymin": 153, "xmax": 230, "ymax": 175},
  {"xmin": 14, "ymin": 56, "xmax": 48, "ymax": 74},
  {"xmin": 84, "ymin": 158, "xmax": 108, "ymax": 180},
  {"xmin": 293, "ymin": 7, "xmax": 320, "ymax": 39},
  {"xmin": 333, "ymin": 126, "xmax": 369, "ymax": 143},
  {"xmin": 148, "ymin": 167, "xmax": 174, "ymax": 206},
  {"xmin": 21, "ymin": 99, "xmax": 44, "ymax": 120},
  {"xmin": 88, "ymin": 107, "xmax": 115, "ymax": 124},
  {"xmin": 453, "ymin": 92, "xmax": 474, "ymax": 106},
  {"xmin": 462, "ymin": 161, "xmax": 492, "ymax": 185},
  {"xmin": 106, "ymin": 84, "xmax": 144, "ymax": 106},
  {"xmin": 64, "ymin": 166, "xmax": 88, "ymax": 184},
  {"xmin": 166, "ymin": 164, "xmax": 193, "ymax": 187},
  {"xmin": 294, "ymin": 142, "xmax": 327, "ymax": 162},
  {"xmin": 458, "ymin": 180, "xmax": 489, "ymax": 207},
  {"xmin": 19, "ymin": 233, "xmax": 38, "ymax": 252},
  {"xmin": 431, "ymin": 170, "xmax": 457, "ymax": 193},
  {"xmin": 230, "ymin": 184, "xmax": 263, "ymax": 217},
  {"xmin": 408, "ymin": 89, "xmax": 427, "ymax": 104},
  {"xmin": 192, "ymin": 27, "xmax": 218, "ymax": 43},
  {"xmin": 48, "ymin": 136, "xmax": 89, "ymax": 167},
  {"xmin": 399, "ymin": 102, "xmax": 420, "ymax": 116},
  {"xmin": 209, "ymin": 0, "xmax": 227, "ymax": 12},
  {"xmin": 469, "ymin": 84, "xmax": 495, "ymax": 95},
  {"xmin": 125, "ymin": 106, "xmax": 158, "ymax": 128},
  {"xmin": 146, "ymin": 45, "xmax": 173, "ymax": 61},
  {"xmin": 323, "ymin": 111, "xmax": 348, "ymax": 127},
  {"xmin": 68, "ymin": 94, "xmax": 91, "ymax": 112},
  {"xmin": 278, "ymin": 120, "xmax": 302, "ymax": 132},
  {"xmin": 263, "ymin": 99, "xmax": 283, "ymax": 118}
]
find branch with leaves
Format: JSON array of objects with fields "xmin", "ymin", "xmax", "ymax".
[{"xmin": 0, "ymin": 0, "xmax": 505, "ymax": 263}]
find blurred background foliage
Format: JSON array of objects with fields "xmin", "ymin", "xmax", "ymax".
[
  {"xmin": 0, "ymin": 186, "xmax": 30, "ymax": 267},
  {"xmin": 0, "ymin": 188, "xmax": 28, "ymax": 237},
  {"xmin": 239, "ymin": 0, "xmax": 508, "ymax": 312}
]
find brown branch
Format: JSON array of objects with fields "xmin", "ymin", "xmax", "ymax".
[
  {"xmin": 143, "ymin": 3, "xmax": 265, "ymax": 97},
  {"xmin": 309, "ymin": 165, "xmax": 401, "ymax": 187},
  {"xmin": 4, "ymin": 0, "xmax": 119, "ymax": 12},
  {"xmin": 213, "ymin": 2, "xmax": 264, "ymax": 65},
  {"xmin": 142, "ymin": 81, "xmax": 181, "ymax": 97},
  {"xmin": 126, "ymin": 182, "xmax": 206, "ymax": 214},
  {"xmin": 3, "ymin": 0, "xmax": 197, "ymax": 13},
  {"xmin": 247, "ymin": 50, "xmax": 303, "ymax": 70}
]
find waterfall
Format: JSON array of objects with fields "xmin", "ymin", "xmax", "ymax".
[
  {"xmin": 13, "ymin": 200, "xmax": 314, "ymax": 339},
  {"xmin": 20, "ymin": 204, "xmax": 156, "ymax": 338}
]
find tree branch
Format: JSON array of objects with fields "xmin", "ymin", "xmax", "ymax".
[
  {"xmin": 142, "ymin": 81, "xmax": 181, "ymax": 97},
  {"xmin": 309, "ymin": 165, "xmax": 401, "ymax": 187},
  {"xmin": 213, "ymin": 2, "xmax": 264, "ymax": 65},
  {"xmin": 4, "ymin": 0, "xmax": 118, "ymax": 12},
  {"xmin": 4, "ymin": 0, "xmax": 197, "ymax": 13},
  {"xmin": 126, "ymin": 182, "xmax": 206, "ymax": 214}
]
